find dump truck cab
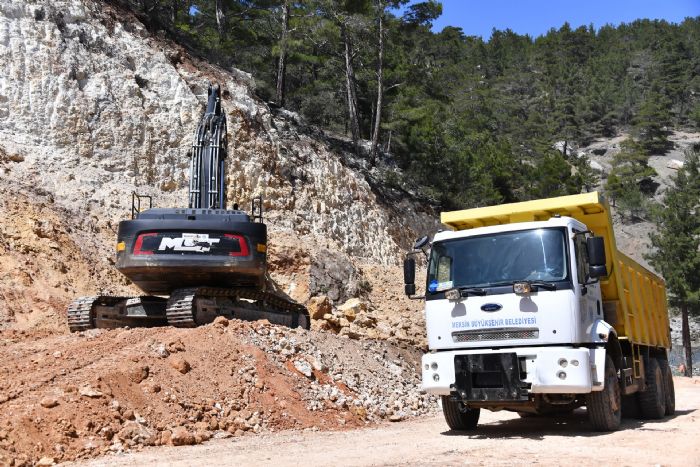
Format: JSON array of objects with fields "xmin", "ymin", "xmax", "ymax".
[
  {"xmin": 421, "ymin": 216, "xmax": 609, "ymax": 398},
  {"xmin": 405, "ymin": 192, "xmax": 674, "ymax": 432}
]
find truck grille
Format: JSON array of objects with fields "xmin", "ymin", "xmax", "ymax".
[{"xmin": 452, "ymin": 327, "xmax": 539, "ymax": 343}]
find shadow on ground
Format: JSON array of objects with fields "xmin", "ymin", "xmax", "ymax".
[{"xmin": 440, "ymin": 408, "xmax": 696, "ymax": 440}]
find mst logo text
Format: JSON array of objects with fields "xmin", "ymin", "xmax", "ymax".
[{"xmin": 158, "ymin": 233, "xmax": 220, "ymax": 253}]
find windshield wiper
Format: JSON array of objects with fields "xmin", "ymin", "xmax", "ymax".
[
  {"xmin": 481, "ymin": 280, "xmax": 558, "ymax": 291},
  {"xmin": 484, "ymin": 281, "xmax": 517, "ymax": 288},
  {"xmin": 459, "ymin": 287, "xmax": 487, "ymax": 296}
]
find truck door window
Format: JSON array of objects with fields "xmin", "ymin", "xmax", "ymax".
[{"xmin": 574, "ymin": 233, "xmax": 589, "ymax": 284}]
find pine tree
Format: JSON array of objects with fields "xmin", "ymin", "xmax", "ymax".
[
  {"xmin": 605, "ymin": 138, "xmax": 657, "ymax": 220},
  {"xmin": 634, "ymin": 84, "xmax": 673, "ymax": 156},
  {"xmin": 646, "ymin": 146, "xmax": 700, "ymax": 376}
]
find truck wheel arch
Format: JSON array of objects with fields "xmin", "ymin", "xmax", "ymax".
[{"xmin": 590, "ymin": 320, "xmax": 620, "ymax": 390}]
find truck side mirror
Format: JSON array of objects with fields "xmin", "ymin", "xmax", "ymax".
[
  {"xmin": 404, "ymin": 257, "xmax": 416, "ymax": 296},
  {"xmin": 587, "ymin": 237, "xmax": 608, "ymax": 278},
  {"xmin": 414, "ymin": 236, "xmax": 429, "ymax": 250}
]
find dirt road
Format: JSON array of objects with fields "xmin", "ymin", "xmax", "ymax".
[{"xmin": 78, "ymin": 377, "xmax": 700, "ymax": 467}]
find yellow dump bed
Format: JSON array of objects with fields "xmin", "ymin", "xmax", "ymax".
[{"xmin": 441, "ymin": 192, "xmax": 669, "ymax": 349}]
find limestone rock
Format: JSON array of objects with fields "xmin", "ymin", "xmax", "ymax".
[
  {"xmin": 338, "ymin": 298, "xmax": 369, "ymax": 322},
  {"xmin": 293, "ymin": 360, "xmax": 313, "ymax": 378},
  {"xmin": 79, "ymin": 385, "xmax": 103, "ymax": 398},
  {"xmin": 667, "ymin": 159, "xmax": 684, "ymax": 170},
  {"xmin": 117, "ymin": 422, "xmax": 156, "ymax": 446},
  {"xmin": 307, "ymin": 295, "xmax": 332, "ymax": 320}
]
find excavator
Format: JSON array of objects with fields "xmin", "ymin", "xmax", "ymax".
[{"xmin": 67, "ymin": 84, "xmax": 309, "ymax": 331}]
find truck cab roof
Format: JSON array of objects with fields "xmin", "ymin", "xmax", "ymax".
[{"xmin": 433, "ymin": 216, "xmax": 587, "ymax": 243}]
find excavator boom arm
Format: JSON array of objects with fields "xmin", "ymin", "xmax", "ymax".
[{"xmin": 189, "ymin": 84, "xmax": 228, "ymax": 210}]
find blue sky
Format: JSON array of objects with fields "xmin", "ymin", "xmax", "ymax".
[{"xmin": 402, "ymin": 0, "xmax": 699, "ymax": 39}]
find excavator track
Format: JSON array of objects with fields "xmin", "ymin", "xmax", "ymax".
[
  {"xmin": 165, "ymin": 287, "xmax": 309, "ymax": 329},
  {"xmin": 165, "ymin": 288, "xmax": 198, "ymax": 327},
  {"xmin": 67, "ymin": 296, "xmax": 97, "ymax": 332}
]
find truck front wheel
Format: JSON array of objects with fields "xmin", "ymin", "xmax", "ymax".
[
  {"xmin": 639, "ymin": 357, "xmax": 666, "ymax": 419},
  {"xmin": 586, "ymin": 355, "xmax": 622, "ymax": 431},
  {"xmin": 441, "ymin": 396, "xmax": 480, "ymax": 430}
]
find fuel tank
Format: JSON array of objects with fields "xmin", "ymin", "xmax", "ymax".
[{"xmin": 116, "ymin": 208, "xmax": 267, "ymax": 295}]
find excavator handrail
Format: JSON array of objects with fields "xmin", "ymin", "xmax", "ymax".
[{"xmin": 131, "ymin": 192, "xmax": 152, "ymax": 219}]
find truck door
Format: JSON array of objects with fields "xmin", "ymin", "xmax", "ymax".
[{"xmin": 574, "ymin": 231, "xmax": 602, "ymax": 339}]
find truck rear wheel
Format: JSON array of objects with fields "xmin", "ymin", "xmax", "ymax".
[
  {"xmin": 638, "ymin": 357, "xmax": 666, "ymax": 419},
  {"xmin": 586, "ymin": 355, "xmax": 621, "ymax": 431},
  {"xmin": 441, "ymin": 396, "xmax": 480, "ymax": 430},
  {"xmin": 658, "ymin": 359, "xmax": 675, "ymax": 415}
]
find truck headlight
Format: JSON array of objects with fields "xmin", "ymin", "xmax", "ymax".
[
  {"xmin": 513, "ymin": 282, "xmax": 532, "ymax": 294},
  {"xmin": 433, "ymin": 374, "xmax": 440, "ymax": 382}
]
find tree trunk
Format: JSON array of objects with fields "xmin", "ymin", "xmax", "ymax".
[
  {"xmin": 170, "ymin": 0, "xmax": 178, "ymax": 23},
  {"xmin": 342, "ymin": 23, "xmax": 361, "ymax": 152},
  {"xmin": 275, "ymin": 0, "xmax": 290, "ymax": 107},
  {"xmin": 681, "ymin": 302, "xmax": 693, "ymax": 377},
  {"xmin": 370, "ymin": 8, "xmax": 384, "ymax": 166},
  {"xmin": 215, "ymin": 0, "xmax": 225, "ymax": 39}
]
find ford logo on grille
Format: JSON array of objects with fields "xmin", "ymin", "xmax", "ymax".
[{"xmin": 481, "ymin": 303, "xmax": 502, "ymax": 312}]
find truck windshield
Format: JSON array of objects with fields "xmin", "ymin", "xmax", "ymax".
[{"xmin": 427, "ymin": 228, "xmax": 568, "ymax": 292}]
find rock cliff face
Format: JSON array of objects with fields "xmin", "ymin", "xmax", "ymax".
[{"xmin": 0, "ymin": 0, "xmax": 436, "ymax": 331}]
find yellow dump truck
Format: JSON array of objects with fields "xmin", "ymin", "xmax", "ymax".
[{"xmin": 403, "ymin": 192, "xmax": 674, "ymax": 431}]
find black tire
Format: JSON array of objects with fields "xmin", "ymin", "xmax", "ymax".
[
  {"xmin": 658, "ymin": 359, "xmax": 676, "ymax": 415},
  {"xmin": 638, "ymin": 357, "xmax": 666, "ymax": 419},
  {"xmin": 586, "ymin": 355, "xmax": 622, "ymax": 431},
  {"xmin": 441, "ymin": 395, "xmax": 480, "ymax": 430}
]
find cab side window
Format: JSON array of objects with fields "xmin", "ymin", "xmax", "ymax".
[
  {"xmin": 437, "ymin": 256, "xmax": 452, "ymax": 283},
  {"xmin": 574, "ymin": 233, "xmax": 589, "ymax": 284}
]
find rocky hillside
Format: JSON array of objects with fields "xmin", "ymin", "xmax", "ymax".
[{"xmin": 0, "ymin": 0, "xmax": 436, "ymax": 335}]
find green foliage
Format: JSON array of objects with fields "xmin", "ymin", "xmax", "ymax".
[
  {"xmin": 122, "ymin": 1, "xmax": 700, "ymax": 209},
  {"xmin": 634, "ymin": 84, "xmax": 674, "ymax": 155},
  {"xmin": 572, "ymin": 153, "xmax": 599, "ymax": 193},
  {"xmin": 646, "ymin": 145, "xmax": 700, "ymax": 313},
  {"xmin": 605, "ymin": 139, "xmax": 657, "ymax": 220}
]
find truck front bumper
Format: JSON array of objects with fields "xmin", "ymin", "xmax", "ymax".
[{"xmin": 422, "ymin": 346, "xmax": 604, "ymax": 397}]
